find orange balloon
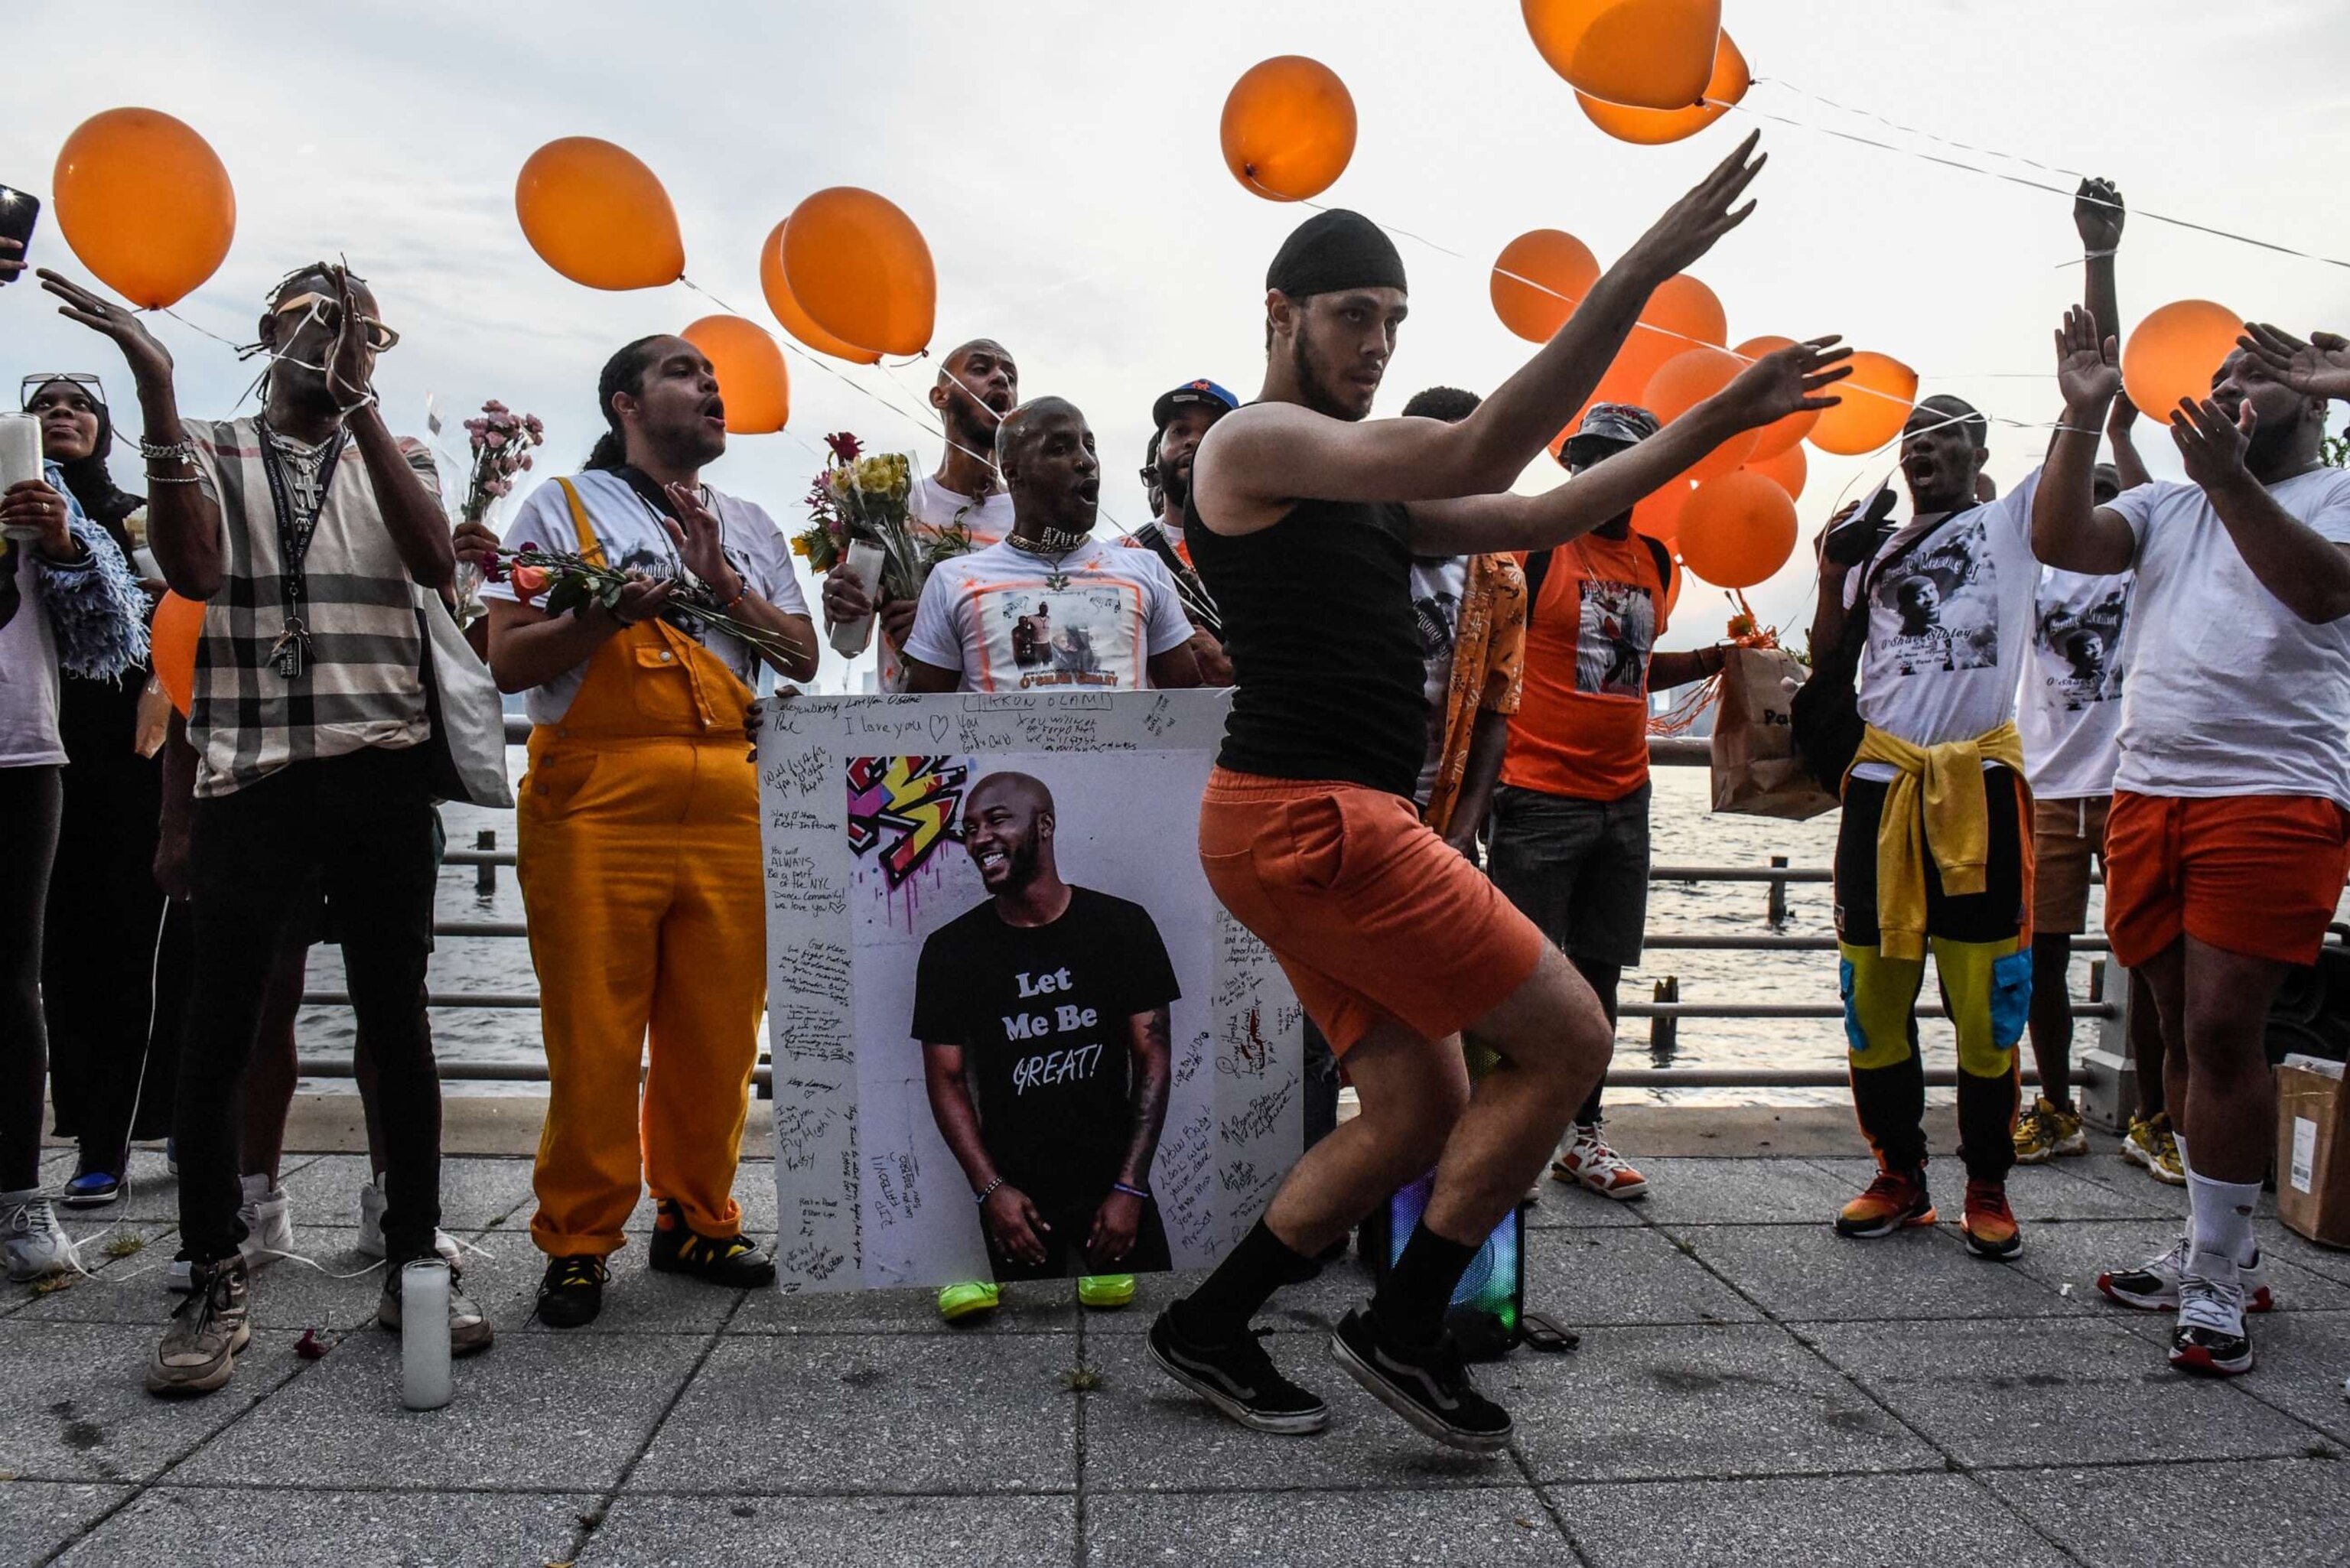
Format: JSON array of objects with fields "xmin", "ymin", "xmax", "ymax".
[
  {"xmin": 1665, "ymin": 548, "xmax": 1684, "ymax": 618},
  {"xmin": 2124, "ymin": 300, "xmax": 2245, "ymax": 426},
  {"xmin": 681, "ymin": 315, "xmax": 790, "ymax": 434},
  {"xmin": 1743, "ymin": 441, "xmax": 1807, "ymax": 502},
  {"xmin": 151, "ymin": 591, "xmax": 203, "ymax": 717},
  {"xmin": 1221, "ymin": 56, "xmax": 1357, "ymax": 202},
  {"xmin": 1599, "ymin": 273, "xmax": 1727, "ymax": 415},
  {"xmin": 1525, "ymin": 0, "xmax": 1721, "ymax": 109},
  {"xmin": 516, "ymin": 137, "xmax": 683, "ymax": 291},
  {"xmin": 782, "ymin": 187, "xmax": 936, "ymax": 358},
  {"xmin": 1734, "ymin": 334, "xmax": 1821, "ymax": 457},
  {"xmin": 1678, "ymin": 470, "xmax": 1797, "ymax": 589},
  {"xmin": 1577, "ymin": 30, "xmax": 1749, "ymax": 144},
  {"xmin": 759, "ymin": 221, "xmax": 880, "ymax": 365},
  {"xmin": 1633, "ymin": 478, "xmax": 1693, "ymax": 542},
  {"xmin": 1644, "ymin": 346, "xmax": 1759, "ymax": 480},
  {"xmin": 1808, "ymin": 350, "xmax": 1917, "ymax": 457},
  {"xmin": 1492, "ymin": 229, "xmax": 1600, "ymax": 343},
  {"xmin": 52, "ymin": 109, "xmax": 236, "ymax": 310}
]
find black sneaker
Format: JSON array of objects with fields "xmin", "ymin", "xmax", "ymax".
[
  {"xmin": 2169, "ymin": 1260, "xmax": 2254, "ymax": 1378},
  {"xmin": 1147, "ymin": 1309, "xmax": 1329, "ymax": 1435},
  {"xmin": 536, "ymin": 1254, "xmax": 607, "ymax": 1329},
  {"xmin": 1330, "ymin": 1307, "xmax": 1512, "ymax": 1454},
  {"xmin": 647, "ymin": 1200, "xmax": 776, "ymax": 1287}
]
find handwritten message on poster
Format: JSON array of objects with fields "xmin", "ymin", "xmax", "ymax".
[{"xmin": 760, "ymin": 691, "xmax": 1303, "ymax": 1292}]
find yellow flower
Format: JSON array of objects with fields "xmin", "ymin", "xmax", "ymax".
[{"xmin": 790, "ymin": 536, "xmax": 810, "ymax": 557}]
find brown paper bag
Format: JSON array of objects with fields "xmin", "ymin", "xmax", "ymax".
[{"xmin": 1710, "ymin": 646, "xmax": 1838, "ymax": 821}]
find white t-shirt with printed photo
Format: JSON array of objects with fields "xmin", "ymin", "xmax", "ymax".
[
  {"xmin": 875, "ymin": 474, "xmax": 1018, "ymax": 691},
  {"xmin": 1847, "ymin": 467, "xmax": 2042, "ymax": 779},
  {"xmin": 484, "ymin": 470, "xmax": 811, "ymax": 725},
  {"xmin": 902, "ymin": 536, "xmax": 1194, "ymax": 693},
  {"xmin": 1408, "ymin": 555, "xmax": 1468, "ymax": 806},
  {"xmin": 2106, "ymin": 467, "xmax": 2350, "ymax": 808},
  {"xmin": 2019, "ymin": 564, "xmax": 2132, "ymax": 801}
]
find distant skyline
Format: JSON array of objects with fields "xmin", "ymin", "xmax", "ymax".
[{"xmin": 12, "ymin": 1, "xmax": 2349, "ymax": 672}]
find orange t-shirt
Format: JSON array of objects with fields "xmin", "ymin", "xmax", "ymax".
[{"xmin": 1499, "ymin": 529, "xmax": 1671, "ymax": 802}]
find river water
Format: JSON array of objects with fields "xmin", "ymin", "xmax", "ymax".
[{"xmin": 297, "ymin": 753, "xmax": 2113, "ymax": 1107}]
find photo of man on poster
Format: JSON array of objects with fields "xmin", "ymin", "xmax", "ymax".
[{"xmin": 911, "ymin": 771, "xmax": 1179, "ymax": 1280}]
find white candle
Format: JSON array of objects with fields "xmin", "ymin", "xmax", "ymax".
[
  {"xmin": 827, "ymin": 539, "xmax": 887, "ymax": 658},
  {"xmin": 0, "ymin": 415, "xmax": 41, "ymax": 540},
  {"xmin": 399, "ymin": 1260, "xmax": 453, "ymax": 1410}
]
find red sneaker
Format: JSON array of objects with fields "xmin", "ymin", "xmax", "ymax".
[
  {"xmin": 1958, "ymin": 1179, "xmax": 2022, "ymax": 1260},
  {"xmin": 1834, "ymin": 1169, "xmax": 1935, "ymax": 1238}
]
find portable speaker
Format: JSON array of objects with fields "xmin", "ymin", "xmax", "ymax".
[{"xmin": 1359, "ymin": 1169, "xmax": 1524, "ymax": 1359}]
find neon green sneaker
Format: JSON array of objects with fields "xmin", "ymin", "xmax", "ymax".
[
  {"xmin": 936, "ymin": 1280, "xmax": 1001, "ymax": 1322},
  {"xmin": 1077, "ymin": 1274, "xmax": 1136, "ymax": 1309}
]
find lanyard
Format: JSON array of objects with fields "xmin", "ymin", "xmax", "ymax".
[{"xmin": 257, "ymin": 421, "xmax": 345, "ymax": 680}]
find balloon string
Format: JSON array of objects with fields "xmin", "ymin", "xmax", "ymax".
[{"xmin": 1748, "ymin": 77, "xmax": 2093, "ymax": 184}]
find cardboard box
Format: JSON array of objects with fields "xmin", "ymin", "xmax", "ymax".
[{"xmin": 2276, "ymin": 1057, "xmax": 2350, "ymax": 1249}]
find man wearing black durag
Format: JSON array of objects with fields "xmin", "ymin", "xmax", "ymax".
[{"xmin": 1147, "ymin": 135, "xmax": 1853, "ymax": 1452}]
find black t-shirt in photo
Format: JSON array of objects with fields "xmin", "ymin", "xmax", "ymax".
[{"xmin": 911, "ymin": 886, "xmax": 1180, "ymax": 1206}]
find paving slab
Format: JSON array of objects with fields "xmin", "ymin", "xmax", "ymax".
[
  {"xmin": 1085, "ymin": 1261, "xmax": 1375, "ymax": 1339},
  {"xmin": 1, "ymin": 1218, "xmax": 181, "ymax": 1325},
  {"xmin": 1987, "ymin": 1458, "xmax": 2350, "ymax": 1567},
  {"xmin": 1808, "ymin": 1316, "xmax": 2328, "ymax": 1469},
  {"xmin": 49, "ymin": 1485, "xmax": 593, "ymax": 1568},
  {"xmin": 173, "ymin": 1327, "xmax": 705, "ymax": 1493},
  {"xmin": 1087, "ymin": 1487, "xmax": 1569, "ymax": 1567},
  {"xmin": 731, "ymin": 1277, "xmax": 1081, "ymax": 1336},
  {"xmin": 2010, "ymin": 1218, "xmax": 2350, "ymax": 1314},
  {"xmin": 625, "ymin": 1331, "xmax": 1077, "ymax": 1495},
  {"xmin": 2182, "ymin": 1310, "xmax": 2350, "ymax": 1448},
  {"xmin": 1522, "ymin": 1177, "xmax": 1647, "ymax": 1229},
  {"xmin": 1672, "ymin": 1220, "xmax": 2085, "ymax": 1323},
  {"xmin": 1552, "ymin": 1472, "xmax": 2069, "ymax": 1567},
  {"xmin": 1802, "ymin": 1154, "xmax": 2177, "ymax": 1223},
  {"xmin": 2267, "ymin": 1225, "xmax": 2350, "ymax": 1289},
  {"xmin": 0, "ymin": 1319, "xmax": 296, "ymax": 1485},
  {"xmin": 276, "ymin": 1153, "xmax": 539, "ymax": 1231},
  {"xmin": 1589, "ymin": 1156, "xmax": 1859, "ymax": 1228},
  {"xmin": 580, "ymin": 1493, "xmax": 1075, "ymax": 1567},
  {"xmin": 0, "ymin": 1480, "xmax": 132, "ymax": 1566},
  {"xmin": 1524, "ymin": 1225, "xmax": 1763, "ymax": 1327},
  {"xmin": 454, "ymin": 1235, "xmax": 744, "ymax": 1337},
  {"xmin": 1510, "ymin": 1322, "xmax": 1934, "ymax": 1485}
]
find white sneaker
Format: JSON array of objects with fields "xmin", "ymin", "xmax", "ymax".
[
  {"xmin": 2096, "ymin": 1235, "xmax": 2274, "ymax": 1314},
  {"xmin": 356, "ymin": 1179, "xmax": 461, "ymax": 1264},
  {"xmin": 2, "ymin": 1189, "xmax": 82, "ymax": 1282},
  {"xmin": 168, "ymin": 1176, "xmax": 295, "ymax": 1293},
  {"xmin": 2171, "ymin": 1253, "xmax": 2254, "ymax": 1376},
  {"xmin": 1550, "ymin": 1124, "xmax": 1649, "ymax": 1200}
]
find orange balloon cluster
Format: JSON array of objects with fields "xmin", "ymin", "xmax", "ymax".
[
  {"xmin": 1221, "ymin": 56, "xmax": 1357, "ymax": 202},
  {"xmin": 53, "ymin": 109, "xmax": 236, "ymax": 310},
  {"xmin": 1492, "ymin": 229, "xmax": 1600, "ymax": 343},
  {"xmin": 780, "ymin": 187, "xmax": 936, "ymax": 359},
  {"xmin": 1733, "ymin": 334, "xmax": 1821, "ymax": 457},
  {"xmin": 759, "ymin": 222, "xmax": 880, "ymax": 365},
  {"xmin": 151, "ymin": 591, "xmax": 203, "ymax": 717},
  {"xmin": 1677, "ymin": 470, "xmax": 1796, "ymax": 590},
  {"xmin": 1741, "ymin": 441, "xmax": 1806, "ymax": 503},
  {"xmin": 2124, "ymin": 300, "xmax": 2244, "ymax": 424},
  {"xmin": 515, "ymin": 138, "xmax": 684, "ymax": 291},
  {"xmin": 682, "ymin": 315, "xmax": 790, "ymax": 434},
  {"xmin": 1643, "ymin": 346, "xmax": 1757, "ymax": 480},
  {"xmin": 1808, "ymin": 350, "xmax": 1917, "ymax": 456},
  {"xmin": 1577, "ymin": 31, "xmax": 1749, "ymax": 145},
  {"xmin": 1523, "ymin": 0, "xmax": 1723, "ymax": 110}
]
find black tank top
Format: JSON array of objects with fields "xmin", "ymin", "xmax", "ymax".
[{"xmin": 1184, "ymin": 490, "xmax": 1427, "ymax": 797}]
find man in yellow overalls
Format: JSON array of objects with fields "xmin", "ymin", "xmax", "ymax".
[{"xmin": 480, "ymin": 335, "xmax": 819, "ymax": 1328}]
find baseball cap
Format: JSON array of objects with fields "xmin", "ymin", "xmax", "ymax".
[
  {"xmin": 1152, "ymin": 379, "xmax": 1239, "ymax": 431},
  {"xmin": 1561, "ymin": 402, "xmax": 1660, "ymax": 467}
]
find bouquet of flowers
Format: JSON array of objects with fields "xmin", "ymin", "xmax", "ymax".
[
  {"xmin": 451, "ymin": 400, "xmax": 545, "ymax": 623},
  {"xmin": 790, "ymin": 431, "xmax": 966, "ymax": 600},
  {"xmin": 497, "ymin": 544, "xmax": 803, "ymax": 666}
]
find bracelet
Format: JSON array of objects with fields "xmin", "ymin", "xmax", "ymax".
[
  {"xmin": 1111, "ymin": 1182, "xmax": 1151, "ymax": 1201},
  {"xmin": 337, "ymin": 390, "xmax": 379, "ymax": 417},
  {"xmin": 975, "ymin": 1177, "xmax": 1005, "ymax": 1205},
  {"xmin": 145, "ymin": 472, "xmax": 206, "ymax": 485},
  {"xmin": 138, "ymin": 436, "xmax": 197, "ymax": 465},
  {"xmin": 718, "ymin": 578, "xmax": 749, "ymax": 612}
]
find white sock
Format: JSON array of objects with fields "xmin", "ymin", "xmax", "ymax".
[
  {"xmin": 2186, "ymin": 1169, "xmax": 2260, "ymax": 1270},
  {"xmin": 240, "ymin": 1172, "xmax": 275, "ymax": 1204}
]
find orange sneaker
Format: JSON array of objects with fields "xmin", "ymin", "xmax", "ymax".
[
  {"xmin": 1958, "ymin": 1179, "xmax": 2022, "ymax": 1260},
  {"xmin": 1834, "ymin": 1169, "xmax": 1935, "ymax": 1238}
]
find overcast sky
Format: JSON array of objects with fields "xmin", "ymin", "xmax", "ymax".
[{"xmin": 10, "ymin": 0, "xmax": 2349, "ymax": 669}]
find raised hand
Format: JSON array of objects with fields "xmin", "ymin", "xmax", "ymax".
[
  {"xmin": 1718, "ymin": 336, "xmax": 1852, "ymax": 431},
  {"xmin": 2108, "ymin": 389, "xmax": 2140, "ymax": 436},
  {"xmin": 38, "ymin": 269, "xmax": 175, "ymax": 389},
  {"xmin": 2237, "ymin": 323, "xmax": 2350, "ymax": 402},
  {"xmin": 2169, "ymin": 395, "xmax": 2255, "ymax": 493},
  {"xmin": 2074, "ymin": 177, "xmax": 2125, "ymax": 253},
  {"xmin": 2054, "ymin": 306, "xmax": 2122, "ymax": 415},
  {"xmin": 0, "ymin": 237, "xmax": 23, "ymax": 285},
  {"xmin": 660, "ymin": 481, "xmax": 747, "ymax": 602},
  {"xmin": 322, "ymin": 265, "xmax": 375, "ymax": 408},
  {"xmin": 1623, "ymin": 131, "xmax": 1766, "ymax": 281}
]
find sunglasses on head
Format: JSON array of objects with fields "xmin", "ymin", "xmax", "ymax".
[
  {"xmin": 20, "ymin": 372, "xmax": 106, "ymax": 412},
  {"xmin": 271, "ymin": 292, "xmax": 400, "ymax": 353}
]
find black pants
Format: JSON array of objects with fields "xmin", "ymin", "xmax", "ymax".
[
  {"xmin": 987, "ymin": 1186, "xmax": 1173, "ymax": 1281},
  {"xmin": 0, "ymin": 766, "xmax": 63, "ymax": 1192},
  {"xmin": 177, "ymin": 747, "xmax": 442, "ymax": 1264},
  {"xmin": 44, "ymin": 672, "xmax": 182, "ymax": 1168}
]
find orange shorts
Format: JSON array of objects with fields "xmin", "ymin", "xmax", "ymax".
[
  {"xmin": 1197, "ymin": 768, "xmax": 1547, "ymax": 1054},
  {"xmin": 2104, "ymin": 791, "xmax": 2350, "ymax": 968}
]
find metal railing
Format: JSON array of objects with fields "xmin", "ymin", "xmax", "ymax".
[{"xmin": 298, "ymin": 730, "xmax": 2115, "ymax": 1084}]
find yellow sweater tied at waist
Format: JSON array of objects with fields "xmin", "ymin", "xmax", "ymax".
[{"xmin": 1847, "ymin": 721, "xmax": 2026, "ymax": 962}]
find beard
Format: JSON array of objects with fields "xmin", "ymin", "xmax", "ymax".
[
  {"xmin": 1291, "ymin": 333, "xmax": 1368, "ymax": 422},
  {"xmin": 1157, "ymin": 461, "xmax": 1190, "ymax": 514}
]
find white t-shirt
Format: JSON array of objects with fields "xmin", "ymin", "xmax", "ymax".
[
  {"xmin": 2020, "ymin": 565, "xmax": 2132, "ymax": 800},
  {"xmin": 902, "ymin": 536, "xmax": 1194, "ymax": 693},
  {"xmin": 2106, "ymin": 469, "xmax": 2350, "ymax": 808},
  {"xmin": 1847, "ymin": 468, "xmax": 2042, "ymax": 779},
  {"xmin": 1408, "ymin": 555, "xmax": 1469, "ymax": 806},
  {"xmin": 876, "ymin": 474, "xmax": 1017, "ymax": 691},
  {"xmin": 484, "ymin": 470, "xmax": 810, "ymax": 725}
]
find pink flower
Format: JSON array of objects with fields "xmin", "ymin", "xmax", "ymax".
[
  {"xmin": 483, "ymin": 399, "xmax": 508, "ymax": 414},
  {"xmin": 519, "ymin": 453, "xmax": 534, "ymax": 470},
  {"xmin": 486, "ymin": 477, "xmax": 512, "ymax": 496},
  {"xmin": 825, "ymin": 431, "xmax": 861, "ymax": 464},
  {"xmin": 510, "ymin": 564, "xmax": 548, "ymax": 601},
  {"xmin": 483, "ymin": 429, "xmax": 506, "ymax": 449},
  {"xmin": 524, "ymin": 415, "xmax": 544, "ymax": 436}
]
